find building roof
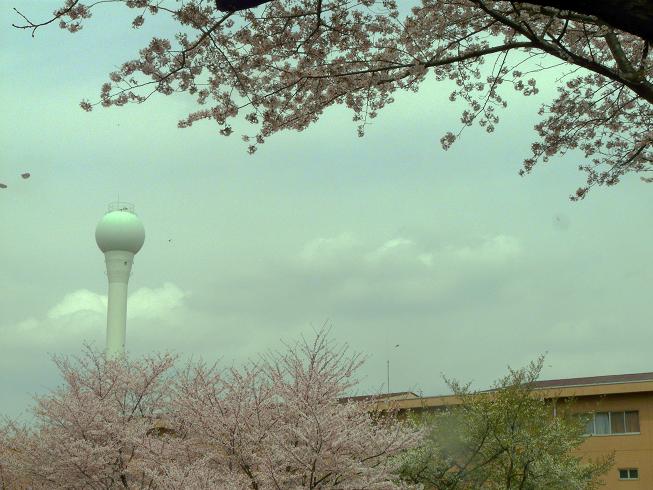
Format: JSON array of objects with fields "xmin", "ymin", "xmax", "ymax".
[
  {"xmin": 365, "ymin": 372, "xmax": 653, "ymax": 412},
  {"xmin": 339, "ymin": 391, "xmax": 419, "ymax": 403},
  {"xmin": 532, "ymin": 371, "xmax": 653, "ymax": 389}
]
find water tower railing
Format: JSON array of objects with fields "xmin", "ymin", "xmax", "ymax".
[{"xmin": 108, "ymin": 201, "xmax": 135, "ymax": 213}]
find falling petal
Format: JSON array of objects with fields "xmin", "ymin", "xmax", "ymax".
[{"xmin": 21, "ymin": 172, "xmax": 31, "ymax": 179}]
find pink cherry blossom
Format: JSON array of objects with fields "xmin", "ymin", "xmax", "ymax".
[
  {"xmin": 1, "ymin": 331, "xmax": 422, "ymax": 488},
  {"xmin": 12, "ymin": 1, "xmax": 652, "ymax": 198}
]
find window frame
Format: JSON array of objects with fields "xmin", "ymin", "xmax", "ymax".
[
  {"xmin": 581, "ymin": 411, "xmax": 640, "ymax": 436},
  {"xmin": 618, "ymin": 468, "xmax": 639, "ymax": 480}
]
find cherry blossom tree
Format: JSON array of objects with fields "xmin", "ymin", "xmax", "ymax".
[
  {"xmin": 0, "ymin": 331, "xmax": 422, "ymax": 488},
  {"xmin": 12, "ymin": 0, "xmax": 653, "ymax": 199},
  {"xmin": 0, "ymin": 348, "xmax": 180, "ymax": 488},
  {"xmin": 166, "ymin": 331, "xmax": 420, "ymax": 488}
]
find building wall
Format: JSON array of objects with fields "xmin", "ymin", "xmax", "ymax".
[{"xmin": 572, "ymin": 392, "xmax": 653, "ymax": 490}]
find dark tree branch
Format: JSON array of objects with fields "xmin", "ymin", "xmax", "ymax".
[
  {"xmin": 12, "ymin": 1, "xmax": 81, "ymax": 37},
  {"xmin": 510, "ymin": 0, "xmax": 653, "ymax": 44},
  {"xmin": 216, "ymin": 0, "xmax": 275, "ymax": 12},
  {"xmin": 472, "ymin": 1, "xmax": 653, "ymax": 103}
]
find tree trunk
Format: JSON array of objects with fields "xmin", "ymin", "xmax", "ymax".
[{"xmin": 516, "ymin": 0, "xmax": 653, "ymax": 43}]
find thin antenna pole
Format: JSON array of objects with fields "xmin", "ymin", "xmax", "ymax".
[
  {"xmin": 387, "ymin": 343, "xmax": 399, "ymax": 395},
  {"xmin": 385, "ymin": 330, "xmax": 389, "ymax": 394},
  {"xmin": 387, "ymin": 359, "xmax": 390, "ymax": 395}
]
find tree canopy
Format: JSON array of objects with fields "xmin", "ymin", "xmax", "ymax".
[
  {"xmin": 13, "ymin": 0, "xmax": 653, "ymax": 198},
  {"xmin": 395, "ymin": 357, "xmax": 613, "ymax": 489},
  {"xmin": 0, "ymin": 332, "xmax": 421, "ymax": 488}
]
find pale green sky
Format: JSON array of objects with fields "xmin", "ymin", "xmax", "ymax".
[{"xmin": 1, "ymin": 1, "xmax": 652, "ymax": 420}]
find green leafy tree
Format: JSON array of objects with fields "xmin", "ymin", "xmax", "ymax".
[{"xmin": 395, "ymin": 358, "xmax": 612, "ymax": 489}]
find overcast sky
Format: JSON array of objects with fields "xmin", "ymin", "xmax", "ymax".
[{"xmin": 2, "ymin": 1, "xmax": 652, "ymax": 420}]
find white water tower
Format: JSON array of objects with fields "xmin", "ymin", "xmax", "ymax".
[{"xmin": 95, "ymin": 202, "xmax": 145, "ymax": 358}]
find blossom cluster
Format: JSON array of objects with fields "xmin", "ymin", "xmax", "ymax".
[
  {"xmin": 0, "ymin": 332, "xmax": 422, "ymax": 488},
  {"xmin": 25, "ymin": 0, "xmax": 653, "ymax": 197}
]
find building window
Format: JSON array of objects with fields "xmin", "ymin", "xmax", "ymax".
[
  {"xmin": 581, "ymin": 411, "xmax": 640, "ymax": 435},
  {"xmin": 594, "ymin": 412, "xmax": 610, "ymax": 434},
  {"xmin": 625, "ymin": 411, "xmax": 640, "ymax": 432},
  {"xmin": 619, "ymin": 468, "xmax": 639, "ymax": 480}
]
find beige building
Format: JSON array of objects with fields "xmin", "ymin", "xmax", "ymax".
[{"xmin": 367, "ymin": 372, "xmax": 653, "ymax": 489}]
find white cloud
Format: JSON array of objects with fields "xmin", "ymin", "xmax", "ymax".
[
  {"xmin": 128, "ymin": 282, "xmax": 188, "ymax": 320},
  {"xmin": 300, "ymin": 233, "xmax": 362, "ymax": 263},
  {"xmin": 15, "ymin": 317, "xmax": 40, "ymax": 334},
  {"xmin": 300, "ymin": 233, "xmax": 521, "ymax": 274},
  {"xmin": 418, "ymin": 253, "xmax": 435, "ymax": 267},
  {"xmin": 366, "ymin": 237, "xmax": 414, "ymax": 261},
  {"xmin": 284, "ymin": 233, "xmax": 525, "ymax": 318},
  {"xmin": 48, "ymin": 289, "xmax": 106, "ymax": 319},
  {"xmin": 44, "ymin": 283, "xmax": 187, "ymax": 322},
  {"xmin": 448, "ymin": 235, "xmax": 522, "ymax": 263},
  {"xmin": 3, "ymin": 283, "xmax": 189, "ymax": 349}
]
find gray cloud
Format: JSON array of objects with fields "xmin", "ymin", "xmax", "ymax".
[{"xmin": 2, "ymin": 2, "xmax": 652, "ymax": 422}]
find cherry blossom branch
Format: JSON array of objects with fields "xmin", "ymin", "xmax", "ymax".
[
  {"xmin": 11, "ymin": 0, "xmax": 653, "ymax": 198},
  {"xmin": 304, "ymin": 42, "xmax": 534, "ymax": 81},
  {"xmin": 12, "ymin": 1, "xmax": 82, "ymax": 37}
]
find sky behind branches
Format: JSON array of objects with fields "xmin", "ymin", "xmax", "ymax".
[{"xmin": 1, "ymin": 1, "xmax": 652, "ymax": 420}]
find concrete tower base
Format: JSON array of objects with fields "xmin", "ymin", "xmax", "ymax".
[{"xmin": 104, "ymin": 250, "xmax": 134, "ymax": 359}]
